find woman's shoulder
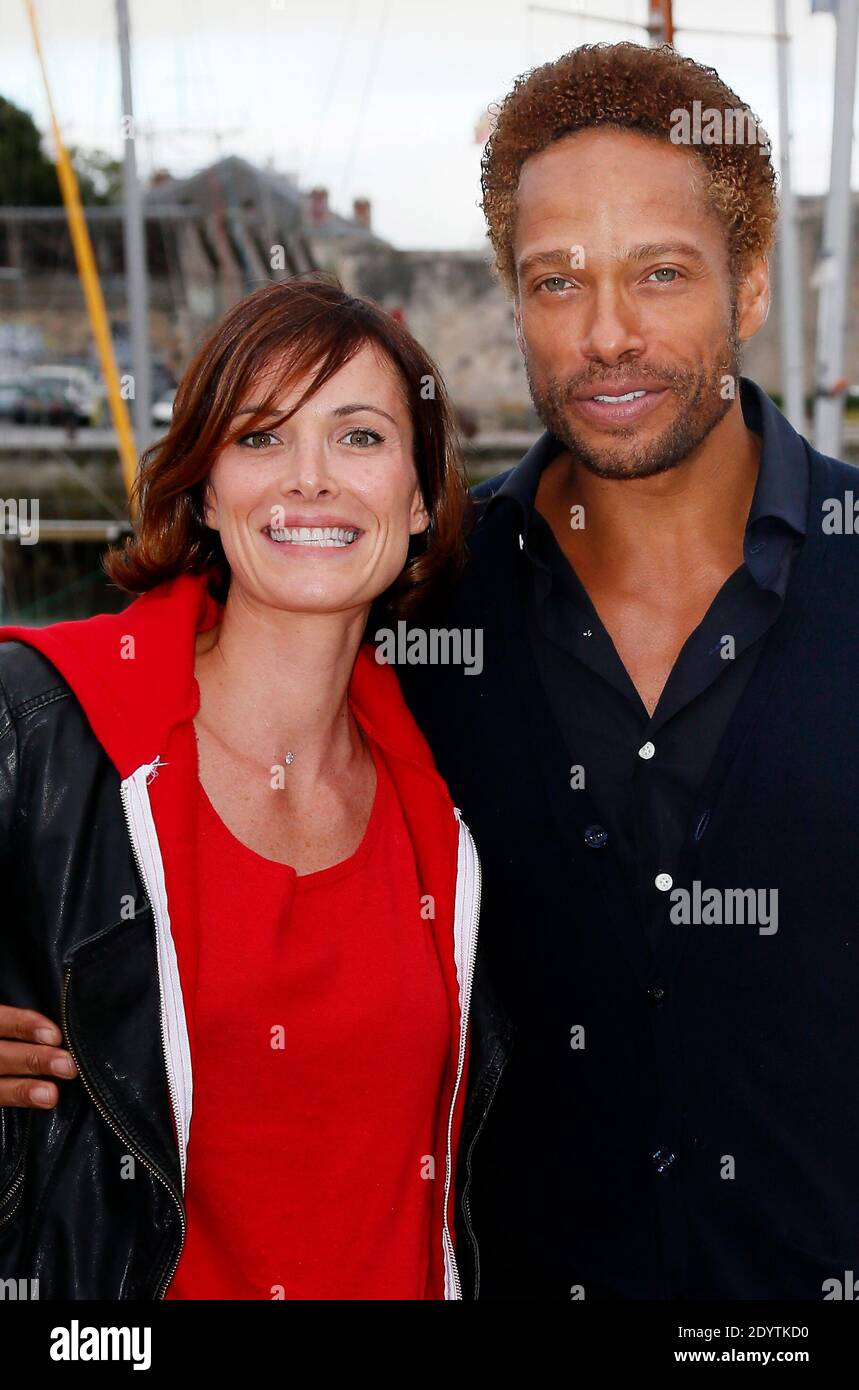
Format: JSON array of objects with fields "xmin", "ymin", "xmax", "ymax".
[
  {"xmin": 351, "ymin": 641, "xmax": 456, "ymax": 808},
  {"xmin": 351, "ymin": 641, "xmax": 422, "ymax": 745},
  {"xmin": 0, "ymin": 640, "xmax": 73, "ymax": 714}
]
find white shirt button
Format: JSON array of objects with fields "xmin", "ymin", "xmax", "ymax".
[
  {"xmin": 638, "ymin": 741, "xmax": 655, "ymax": 760},
  {"xmin": 655, "ymin": 873, "xmax": 673, "ymax": 892}
]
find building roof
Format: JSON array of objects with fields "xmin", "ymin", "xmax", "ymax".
[{"xmin": 144, "ymin": 155, "xmax": 386, "ymax": 245}]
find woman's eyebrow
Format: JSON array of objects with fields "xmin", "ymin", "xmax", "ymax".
[
  {"xmin": 331, "ymin": 403, "xmax": 397, "ymax": 425},
  {"xmin": 232, "ymin": 402, "xmax": 398, "ymax": 424}
]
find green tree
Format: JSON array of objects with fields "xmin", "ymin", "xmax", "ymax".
[
  {"xmin": 70, "ymin": 147, "xmax": 124, "ymax": 205},
  {"xmin": 0, "ymin": 95, "xmax": 123, "ymax": 206},
  {"xmin": 0, "ymin": 95, "xmax": 61, "ymax": 204}
]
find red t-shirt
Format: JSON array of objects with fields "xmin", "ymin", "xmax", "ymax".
[{"xmin": 166, "ymin": 739, "xmax": 452, "ymax": 1299}]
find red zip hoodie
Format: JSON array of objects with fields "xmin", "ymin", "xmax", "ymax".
[{"xmin": 0, "ymin": 571, "xmax": 478, "ymax": 1297}]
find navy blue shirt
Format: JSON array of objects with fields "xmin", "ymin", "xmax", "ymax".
[{"xmin": 485, "ymin": 378, "xmax": 808, "ymax": 941}]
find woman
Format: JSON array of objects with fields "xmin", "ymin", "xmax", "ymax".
[{"xmin": 0, "ymin": 277, "xmax": 481, "ymax": 1299}]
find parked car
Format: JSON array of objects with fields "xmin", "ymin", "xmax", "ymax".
[
  {"xmin": 28, "ymin": 379, "xmax": 90, "ymax": 427},
  {"xmin": 152, "ymin": 389, "xmax": 176, "ymax": 428},
  {"xmin": 0, "ymin": 376, "xmax": 87, "ymax": 428},
  {"xmin": 0, "ymin": 378, "xmax": 36, "ymax": 423},
  {"xmin": 29, "ymin": 365, "xmax": 98, "ymax": 425}
]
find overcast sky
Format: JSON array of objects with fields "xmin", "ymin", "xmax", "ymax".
[{"xmin": 1, "ymin": 0, "xmax": 852, "ymax": 250}]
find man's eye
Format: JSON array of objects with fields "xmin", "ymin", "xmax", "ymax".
[
  {"xmin": 341, "ymin": 427, "xmax": 383, "ymax": 447},
  {"xmin": 538, "ymin": 276, "xmax": 574, "ymax": 293},
  {"xmin": 647, "ymin": 267, "xmax": 680, "ymax": 284},
  {"xmin": 238, "ymin": 431, "xmax": 279, "ymax": 449}
]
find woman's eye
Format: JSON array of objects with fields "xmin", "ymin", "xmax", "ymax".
[
  {"xmin": 238, "ymin": 431, "xmax": 279, "ymax": 449},
  {"xmin": 647, "ymin": 267, "xmax": 680, "ymax": 284},
  {"xmin": 341, "ymin": 427, "xmax": 383, "ymax": 448}
]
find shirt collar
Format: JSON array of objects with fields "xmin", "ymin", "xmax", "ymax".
[
  {"xmin": 485, "ymin": 376, "xmax": 809, "ymax": 547},
  {"xmin": 741, "ymin": 377, "xmax": 808, "ymax": 537}
]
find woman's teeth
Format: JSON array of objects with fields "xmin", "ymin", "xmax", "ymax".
[{"xmin": 267, "ymin": 525, "xmax": 360, "ymax": 547}]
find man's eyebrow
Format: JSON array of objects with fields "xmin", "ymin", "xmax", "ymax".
[
  {"xmin": 517, "ymin": 248, "xmax": 578, "ymax": 278},
  {"xmin": 621, "ymin": 241, "xmax": 707, "ymax": 267},
  {"xmin": 517, "ymin": 241, "xmax": 707, "ymax": 277}
]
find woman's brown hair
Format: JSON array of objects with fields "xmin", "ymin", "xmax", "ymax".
[{"xmin": 105, "ymin": 275, "xmax": 471, "ymax": 618}]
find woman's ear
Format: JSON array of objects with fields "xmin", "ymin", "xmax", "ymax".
[
  {"xmin": 409, "ymin": 489, "xmax": 430, "ymax": 536},
  {"xmin": 201, "ymin": 479, "xmax": 219, "ymax": 531}
]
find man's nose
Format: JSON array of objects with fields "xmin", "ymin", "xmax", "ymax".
[{"xmin": 581, "ymin": 283, "xmax": 645, "ymax": 362}]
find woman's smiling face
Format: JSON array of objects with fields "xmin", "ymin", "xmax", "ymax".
[{"xmin": 202, "ymin": 342, "xmax": 429, "ymax": 616}]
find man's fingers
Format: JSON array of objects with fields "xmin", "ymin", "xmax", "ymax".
[
  {"xmin": 0, "ymin": 1078, "xmax": 59, "ymax": 1108},
  {"xmin": 0, "ymin": 1005, "xmax": 62, "ymax": 1046},
  {"xmin": 0, "ymin": 1040, "xmax": 77, "ymax": 1079},
  {"xmin": 0, "ymin": 1008, "xmax": 77, "ymax": 1108}
]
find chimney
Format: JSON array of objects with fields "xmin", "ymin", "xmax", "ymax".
[
  {"xmin": 308, "ymin": 187, "xmax": 329, "ymax": 226},
  {"xmin": 352, "ymin": 197, "xmax": 371, "ymax": 230}
]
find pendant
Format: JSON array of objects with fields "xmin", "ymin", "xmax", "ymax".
[{"xmin": 284, "ymin": 751, "xmax": 295, "ymax": 765}]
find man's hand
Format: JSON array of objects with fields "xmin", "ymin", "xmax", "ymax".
[{"xmin": 0, "ymin": 1006, "xmax": 78, "ymax": 1108}]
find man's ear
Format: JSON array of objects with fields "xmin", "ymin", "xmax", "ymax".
[
  {"xmin": 513, "ymin": 300, "xmax": 526, "ymax": 357},
  {"xmin": 737, "ymin": 255, "xmax": 770, "ymax": 342}
]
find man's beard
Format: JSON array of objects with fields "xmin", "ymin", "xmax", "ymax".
[{"xmin": 525, "ymin": 314, "xmax": 743, "ymax": 481}]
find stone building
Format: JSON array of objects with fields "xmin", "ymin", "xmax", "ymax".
[{"xmin": 0, "ymin": 154, "xmax": 857, "ymax": 428}]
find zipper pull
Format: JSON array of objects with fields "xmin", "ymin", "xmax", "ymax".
[{"xmin": 145, "ymin": 756, "xmax": 168, "ymax": 785}]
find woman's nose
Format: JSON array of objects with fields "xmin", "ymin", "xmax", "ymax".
[{"xmin": 277, "ymin": 448, "xmax": 338, "ymax": 498}]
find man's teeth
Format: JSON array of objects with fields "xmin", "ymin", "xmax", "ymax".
[
  {"xmin": 268, "ymin": 525, "xmax": 360, "ymax": 547},
  {"xmin": 592, "ymin": 390, "xmax": 649, "ymax": 403}
]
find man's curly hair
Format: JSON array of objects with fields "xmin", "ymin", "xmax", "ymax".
[{"xmin": 481, "ymin": 42, "xmax": 779, "ymax": 295}]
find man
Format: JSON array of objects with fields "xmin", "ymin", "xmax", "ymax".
[
  {"xmin": 3, "ymin": 40, "xmax": 858, "ymax": 1302},
  {"xmin": 395, "ymin": 41, "xmax": 859, "ymax": 1300}
]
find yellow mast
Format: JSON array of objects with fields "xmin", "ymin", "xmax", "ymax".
[{"xmin": 24, "ymin": 0, "xmax": 139, "ymax": 510}]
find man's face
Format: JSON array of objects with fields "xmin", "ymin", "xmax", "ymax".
[{"xmin": 512, "ymin": 127, "xmax": 766, "ymax": 480}]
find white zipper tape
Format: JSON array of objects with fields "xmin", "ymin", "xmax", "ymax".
[
  {"xmin": 120, "ymin": 761, "xmax": 193, "ymax": 1192},
  {"xmin": 443, "ymin": 807, "xmax": 482, "ymax": 1299}
]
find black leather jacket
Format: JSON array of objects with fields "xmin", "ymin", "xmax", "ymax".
[
  {"xmin": 0, "ymin": 642, "xmax": 187, "ymax": 1298},
  {"xmin": 0, "ymin": 639, "xmax": 513, "ymax": 1299}
]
